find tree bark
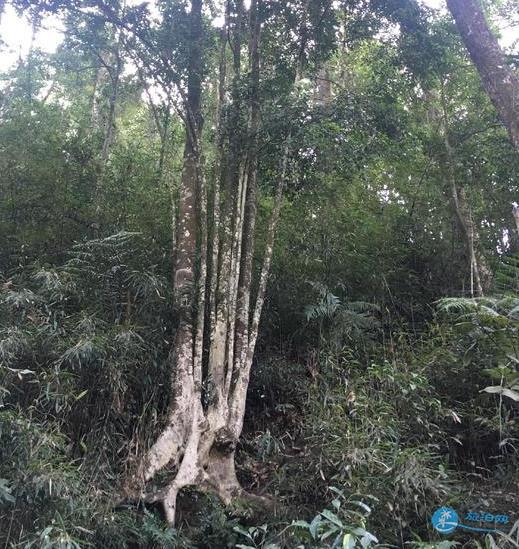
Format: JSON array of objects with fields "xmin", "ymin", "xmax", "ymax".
[
  {"xmin": 234, "ymin": 0, "xmax": 261, "ymax": 392},
  {"xmin": 100, "ymin": 31, "xmax": 123, "ymax": 167},
  {"xmin": 90, "ymin": 64, "xmax": 106, "ymax": 130},
  {"xmin": 513, "ymin": 205, "xmax": 519, "ymax": 235},
  {"xmin": 446, "ymin": 0, "xmax": 519, "ymax": 149},
  {"xmin": 137, "ymin": 0, "xmax": 205, "ymax": 522},
  {"xmin": 131, "ymin": 0, "xmax": 295, "ymax": 524},
  {"xmin": 450, "ymin": 181, "xmax": 485, "ymax": 297},
  {"xmin": 440, "ymin": 82, "xmax": 490, "ymax": 296},
  {"xmin": 315, "ymin": 67, "xmax": 332, "ymax": 106}
]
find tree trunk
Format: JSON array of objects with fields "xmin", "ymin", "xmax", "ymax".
[
  {"xmin": 91, "ymin": 28, "xmax": 123, "ymax": 228},
  {"xmin": 100, "ymin": 32, "xmax": 123, "ymax": 167},
  {"xmin": 511, "ymin": 205, "xmax": 519, "ymax": 252},
  {"xmin": 135, "ymin": 2, "xmax": 204, "ymax": 527},
  {"xmin": 440, "ymin": 83, "xmax": 490, "ymax": 296},
  {"xmin": 130, "ymin": 0, "xmax": 294, "ymax": 525},
  {"xmin": 513, "ymin": 204, "xmax": 519, "ymax": 230},
  {"xmin": 90, "ymin": 65, "xmax": 105, "ymax": 132},
  {"xmin": 450, "ymin": 181, "xmax": 485, "ymax": 297},
  {"xmin": 133, "ymin": 0, "xmax": 247, "ymax": 523},
  {"xmin": 446, "ymin": 0, "xmax": 519, "ymax": 149},
  {"xmin": 315, "ymin": 67, "xmax": 332, "ymax": 106}
]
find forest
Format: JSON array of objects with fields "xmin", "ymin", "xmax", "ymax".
[{"xmin": 0, "ymin": 0, "xmax": 518, "ymax": 546}]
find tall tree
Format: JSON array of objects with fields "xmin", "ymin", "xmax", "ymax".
[
  {"xmin": 131, "ymin": 0, "xmax": 310, "ymax": 523},
  {"xmin": 3, "ymin": 0, "xmax": 334, "ymax": 524},
  {"xmin": 446, "ymin": 0, "xmax": 519, "ymax": 149}
]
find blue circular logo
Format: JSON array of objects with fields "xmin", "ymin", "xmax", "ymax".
[{"xmin": 432, "ymin": 507, "xmax": 459, "ymax": 534}]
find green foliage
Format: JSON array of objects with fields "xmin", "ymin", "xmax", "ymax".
[
  {"xmin": 1, "ymin": 0, "xmax": 519, "ymax": 545},
  {"xmin": 434, "ymin": 295, "xmax": 519, "ymax": 471},
  {"xmin": 495, "ymin": 254, "xmax": 519, "ymax": 294},
  {"xmin": 0, "ymin": 231, "xmax": 175, "ymax": 546},
  {"xmin": 234, "ymin": 524, "xmax": 278, "ymax": 549},
  {"xmin": 304, "ymin": 283, "xmax": 380, "ymax": 350},
  {"xmin": 290, "ymin": 488, "xmax": 378, "ymax": 548},
  {"xmin": 300, "ymin": 352, "xmax": 450, "ymax": 542}
]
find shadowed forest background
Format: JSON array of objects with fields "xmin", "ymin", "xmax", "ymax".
[{"xmin": 0, "ymin": 0, "xmax": 519, "ymax": 546}]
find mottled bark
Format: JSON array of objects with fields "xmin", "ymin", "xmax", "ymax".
[
  {"xmin": 137, "ymin": 0, "xmax": 204, "ymax": 521},
  {"xmin": 513, "ymin": 205, "xmax": 519, "ymax": 235},
  {"xmin": 229, "ymin": 143, "xmax": 289, "ymax": 435},
  {"xmin": 134, "ymin": 0, "xmax": 294, "ymax": 524},
  {"xmin": 207, "ymin": 0, "xmax": 244, "ymax": 417},
  {"xmin": 207, "ymin": 4, "xmax": 228, "ymax": 343},
  {"xmin": 447, "ymin": 0, "xmax": 519, "ymax": 149},
  {"xmin": 234, "ymin": 0, "xmax": 261, "ymax": 388}
]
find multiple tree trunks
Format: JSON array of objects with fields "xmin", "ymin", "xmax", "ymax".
[
  {"xmin": 132, "ymin": 0, "xmax": 519, "ymax": 525},
  {"xmin": 447, "ymin": 0, "xmax": 519, "ymax": 150},
  {"xmin": 132, "ymin": 0, "xmax": 288, "ymax": 524}
]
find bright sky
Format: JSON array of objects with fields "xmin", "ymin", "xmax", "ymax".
[
  {"xmin": 0, "ymin": 0, "xmax": 517, "ymax": 73},
  {"xmin": 0, "ymin": 5, "xmax": 64, "ymax": 71}
]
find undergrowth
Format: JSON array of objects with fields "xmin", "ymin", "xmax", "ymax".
[{"xmin": 1, "ymin": 237, "xmax": 518, "ymax": 547}]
